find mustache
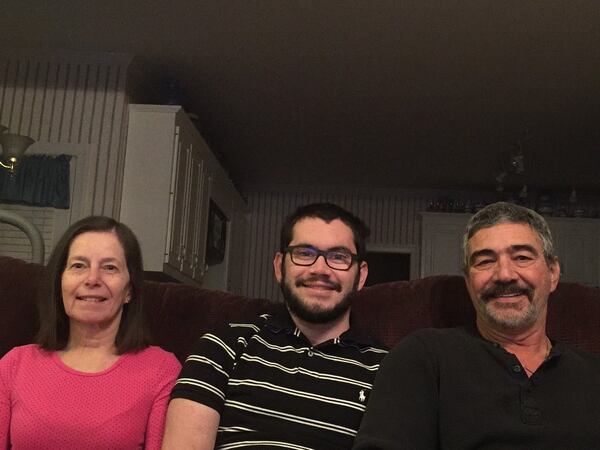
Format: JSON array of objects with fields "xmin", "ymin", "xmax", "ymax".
[
  {"xmin": 481, "ymin": 282, "xmax": 532, "ymax": 302},
  {"xmin": 295, "ymin": 275, "xmax": 342, "ymax": 292}
]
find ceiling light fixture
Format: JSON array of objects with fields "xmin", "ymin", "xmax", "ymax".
[{"xmin": 0, "ymin": 126, "xmax": 35, "ymax": 173}]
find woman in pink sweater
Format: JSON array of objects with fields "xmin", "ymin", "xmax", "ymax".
[{"xmin": 0, "ymin": 216, "xmax": 181, "ymax": 449}]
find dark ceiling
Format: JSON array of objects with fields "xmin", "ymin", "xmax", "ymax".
[{"xmin": 2, "ymin": 1, "xmax": 600, "ymax": 194}]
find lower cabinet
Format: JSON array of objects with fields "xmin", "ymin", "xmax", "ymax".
[
  {"xmin": 420, "ymin": 212, "xmax": 600, "ymax": 286},
  {"xmin": 120, "ymin": 104, "xmax": 245, "ymax": 291}
]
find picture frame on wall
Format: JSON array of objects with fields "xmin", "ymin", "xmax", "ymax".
[{"xmin": 206, "ymin": 199, "xmax": 227, "ymax": 265}]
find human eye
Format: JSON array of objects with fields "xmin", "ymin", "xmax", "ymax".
[
  {"xmin": 472, "ymin": 257, "xmax": 494, "ymax": 269},
  {"xmin": 67, "ymin": 261, "xmax": 86, "ymax": 270},
  {"xmin": 102, "ymin": 263, "xmax": 119, "ymax": 273},
  {"xmin": 514, "ymin": 253, "xmax": 535, "ymax": 266},
  {"xmin": 329, "ymin": 251, "xmax": 351, "ymax": 263},
  {"xmin": 293, "ymin": 247, "xmax": 316, "ymax": 259}
]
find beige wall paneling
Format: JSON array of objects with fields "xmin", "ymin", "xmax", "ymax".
[
  {"xmin": 0, "ymin": 50, "xmax": 133, "ymax": 260},
  {"xmin": 0, "ymin": 49, "xmax": 133, "ymax": 218}
]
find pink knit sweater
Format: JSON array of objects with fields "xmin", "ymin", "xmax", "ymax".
[{"xmin": 0, "ymin": 344, "xmax": 181, "ymax": 449}]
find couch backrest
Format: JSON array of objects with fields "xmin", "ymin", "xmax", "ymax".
[
  {"xmin": 1, "ymin": 256, "xmax": 600, "ymax": 361},
  {"xmin": 352, "ymin": 275, "xmax": 600, "ymax": 353},
  {"xmin": 143, "ymin": 281, "xmax": 273, "ymax": 361}
]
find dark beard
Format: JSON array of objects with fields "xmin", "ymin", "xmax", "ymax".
[{"xmin": 280, "ymin": 266, "xmax": 359, "ymax": 324}]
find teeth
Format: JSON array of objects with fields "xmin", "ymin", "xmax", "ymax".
[{"xmin": 77, "ymin": 296, "xmax": 106, "ymax": 302}]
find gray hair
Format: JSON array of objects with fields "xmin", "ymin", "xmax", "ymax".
[{"xmin": 462, "ymin": 202, "xmax": 556, "ymax": 271}]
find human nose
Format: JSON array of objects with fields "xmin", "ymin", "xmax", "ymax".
[
  {"xmin": 84, "ymin": 265, "xmax": 101, "ymax": 285},
  {"xmin": 494, "ymin": 256, "xmax": 517, "ymax": 282},
  {"xmin": 310, "ymin": 253, "xmax": 331, "ymax": 273}
]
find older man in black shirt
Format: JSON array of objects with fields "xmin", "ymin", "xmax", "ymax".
[{"xmin": 354, "ymin": 202, "xmax": 600, "ymax": 449}]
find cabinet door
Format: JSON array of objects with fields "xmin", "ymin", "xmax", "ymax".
[
  {"xmin": 180, "ymin": 150, "xmax": 211, "ymax": 282},
  {"xmin": 180, "ymin": 149, "xmax": 202, "ymax": 277},
  {"xmin": 191, "ymin": 170, "xmax": 211, "ymax": 282},
  {"xmin": 420, "ymin": 213, "xmax": 470, "ymax": 277},
  {"xmin": 166, "ymin": 128, "xmax": 193, "ymax": 272},
  {"xmin": 549, "ymin": 220, "xmax": 598, "ymax": 286}
]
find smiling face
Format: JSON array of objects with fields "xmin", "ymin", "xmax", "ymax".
[
  {"xmin": 465, "ymin": 222, "xmax": 560, "ymax": 333},
  {"xmin": 274, "ymin": 217, "xmax": 368, "ymax": 324},
  {"xmin": 61, "ymin": 231, "xmax": 131, "ymax": 336}
]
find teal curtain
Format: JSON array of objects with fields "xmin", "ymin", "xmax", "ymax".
[{"xmin": 0, "ymin": 154, "xmax": 71, "ymax": 209}]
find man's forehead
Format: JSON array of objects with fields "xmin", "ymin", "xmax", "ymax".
[
  {"xmin": 291, "ymin": 217, "xmax": 356, "ymax": 250},
  {"xmin": 467, "ymin": 222, "xmax": 543, "ymax": 253}
]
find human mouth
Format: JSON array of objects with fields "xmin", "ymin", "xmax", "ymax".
[
  {"xmin": 296, "ymin": 276, "xmax": 342, "ymax": 292},
  {"xmin": 482, "ymin": 284, "xmax": 531, "ymax": 302},
  {"xmin": 76, "ymin": 295, "xmax": 108, "ymax": 302}
]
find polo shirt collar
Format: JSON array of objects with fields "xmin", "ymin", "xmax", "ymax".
[{"xmin": 264, "ymin": 306, "xmax": 378, "ymax": 349}]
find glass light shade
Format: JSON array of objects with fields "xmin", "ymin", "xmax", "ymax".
[{"xmin": 0, "ymin": 133, "xmax": 35, "ymax": 163}]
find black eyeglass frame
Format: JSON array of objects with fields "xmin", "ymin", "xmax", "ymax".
[{"xmin": 283, "ymin": 245, "xmax": 361, "ymax": 271}]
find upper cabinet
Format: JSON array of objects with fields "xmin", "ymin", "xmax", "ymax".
[
  {"xmin": 119, "ymin": 105, "xmax": 246, "ymax": 292},
  {"xmin": 420, "ymin": 212, "xmax": 600, "ymax": 286}
]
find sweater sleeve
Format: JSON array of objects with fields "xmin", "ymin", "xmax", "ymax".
[
  {"xmin": 144, "ymin": 351, "xmax": 181, "ymax": 450},
  {"xmin": 352, "ymin": 332, "xmax": 439, "ymax": 450}
]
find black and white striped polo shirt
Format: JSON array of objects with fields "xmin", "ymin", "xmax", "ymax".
[{"xmin": 171, "ymin": 310, "xmax": 388, "ymax": 449}]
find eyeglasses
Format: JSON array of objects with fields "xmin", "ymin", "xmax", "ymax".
[{"xmin": 284, "ymin": 245, "xmax": 359, "ymax": 271}]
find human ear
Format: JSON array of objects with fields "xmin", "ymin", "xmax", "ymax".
[
  {"xmin": 356, "ymin": 261, "xmax": 368, "ymax": 290},
  {"xmin": 273, "ymin": 252, "xmax": 284, "ymax": 283}
]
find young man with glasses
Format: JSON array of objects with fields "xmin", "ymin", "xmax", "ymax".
[{"xmin": 162, "ymin": 203, "xmax": 388, "ymax": 449}]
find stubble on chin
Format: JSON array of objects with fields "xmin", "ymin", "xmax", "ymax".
[
  {"xmin": 479, "ymin": 297, "xmax": 538, "ymax": 331},
  {"xmin": 279, "ymin": 268, "xmax": 359, "ymax": 325},
  {"xmin": 474, "ymin": 280, "xmax": 539, "ymax": 330},
  {"xmin": 281, "ymin": 281, "xmax": 351, "ymax": 324}
]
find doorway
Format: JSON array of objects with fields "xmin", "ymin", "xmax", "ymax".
[{"xmin": 364, "ymin": 245, "xmax": 417, "ymax": 287}]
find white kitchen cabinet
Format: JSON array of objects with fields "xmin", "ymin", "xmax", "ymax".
[
  {"xmin": 420, "ymin": 211, "xmax": 600, "ymax": 286},
  {"xmin": 420, "ymin": 213, "xmax": 469, "ymax": 277},
  {"xmin": 165, "ymin": 124, "xmax": 212, "ymax": 282},
  {"xmin": 119, "ymin": 104, "xmax": 245, "ymax": 291}
]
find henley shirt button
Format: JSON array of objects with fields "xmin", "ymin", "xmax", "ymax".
[
  {"xmin": 512, "ymin": 365, "xmax": 522, "ymax": 373},
  {"xmin": 307, "ymin": 349, "xmax": 314, "ymax": 357}
]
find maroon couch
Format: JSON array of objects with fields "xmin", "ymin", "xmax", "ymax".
[{"xmin": 1, "ymin": 255, "xmax": 600, "ymax": 361}]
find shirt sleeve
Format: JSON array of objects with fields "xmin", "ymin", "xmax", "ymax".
[
  {"xmin": 0, "ymin": 349, "xmax": 17, "ymax": 449},
  {"xmin": 144, "ymin": 352, "xmax": 181, "ymax": 450},
  {"xmin": 170, "ymin": 326, "xmax": 242, "ymax": 414},
  {"xmin": 352, "ymin": 332, "xmax": 439, "ymax": 450}
]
